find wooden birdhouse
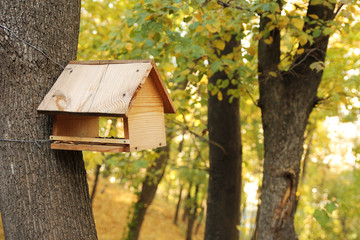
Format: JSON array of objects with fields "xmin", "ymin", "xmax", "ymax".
[{"xmin": 37, "ymin": 60, "xmax": 176, "ymax": 152}]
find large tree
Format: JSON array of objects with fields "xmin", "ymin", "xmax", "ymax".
[
  {"xmin": 205, "ymin": 35, "xmax": 242, "ymax": 240},
  {"xmin": 256, "ymin": 0, "xmax": 337, "ymax": 238},
  {"xmin": 0, "ymin": 1, "xmax": 97, "ymax": 239}
]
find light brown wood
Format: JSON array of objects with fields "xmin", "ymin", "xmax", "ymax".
[
  {"xmin": 38, "ymin": 62, "xmax": 153, "ymax": 115},
  {"xmin": 69, "ymin": 59, "xmax": 153, "ymax": 65},
  {"xmin": 38, "ymin": 64, "xmax": 108, "ymax": 112},
  {"xmin": 149, "ymin": 67, "xmax": 176, "ymax": 114},
  {"xmin": 50, "ymin": 135, "xmax": 130, "ymax": 144},
  {"xmin": 88, "ymin": 63, "xmax": 153, "ymax": 114},
  {"xmin": 37, "ymin": 60, "xmax": 176, "ymax": 115},
  {"xmin": 53, "ymin": 115, "xmax": 99, "ymax": 137},
  {"xmin": 51, "ymin": 143, "xmax": 129, "ymax": 152},
  {"xmin": 128, "ymin": 76, "xmax": 166, "ymax": 151}
]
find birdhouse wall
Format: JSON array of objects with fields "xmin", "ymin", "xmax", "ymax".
[
  {"xmin": 53, "ymin": 115, "xmax": 99, "ymax": 137},
  {"xmin": 128, "ymin": 75, "xmax": 166, "ymax": 151}
]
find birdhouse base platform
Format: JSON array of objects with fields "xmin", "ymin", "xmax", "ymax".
[{"xmin": 50, "ymin": 136, "xmax": 130, "ymax": 152}]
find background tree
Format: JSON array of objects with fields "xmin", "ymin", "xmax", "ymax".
[
  {"xmin": 256, "ymin": 0, "xmax": 340, "ymax": 238},
  {"xmin": 0, "ymin": 0, "xmax": 97, "ymax": 239}
]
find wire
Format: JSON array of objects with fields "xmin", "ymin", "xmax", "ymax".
[
  {"xmin": 0, "ymin": 24, "xmax": 65, "ymax": 69},
  {"xmin": 0, "ymin": 139, "xmax": 51, "ymax": 147}
]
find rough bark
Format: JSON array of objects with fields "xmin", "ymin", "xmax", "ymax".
[
  {"xmin": 256, "ymin": 2, "xmax": 335, "ymax": 239},
  {"xmin": 0, "ymin": 1, "xmax": 98, "ymax": 239},
  {"xmin": 186, "ymin": 184, "xmax": 199, "ymax": 240},
  {"xmin": 205, "ymin": 36, "xmax": 242, "ymax": 240},
  {"xmin": 126, "ymin": 144, "xmax": 170, "ymax": 240},
  {"xmin": 90, "ymin": 164, "xmax": 102, "ymax": 206},
  {"xmin": 173, "ymin": 184, "xmax": 183, "ymax": 225}
]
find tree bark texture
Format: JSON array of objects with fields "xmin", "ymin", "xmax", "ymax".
[
  {"xmin": 256, "ymin": 2, "xmax": 335, "ymax": 239},
  {"xmin": 127, "ymin": 144, "xmax": 170, "ymax": 240},
  {"xmin": 205, "ymin": 36, "xmax": 242, "ymax": 240},
  {"xmin": 0, "ymin": 1, "xmax": 98, "ymax": 239}
]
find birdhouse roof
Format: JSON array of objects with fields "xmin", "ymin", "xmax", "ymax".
[{"xmin": 37, "ymin": 60, "xmax": 176, "ymax": 116}]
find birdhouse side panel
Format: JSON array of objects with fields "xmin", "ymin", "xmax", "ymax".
[
  {"xmin": 53, "ymin": 115, "xmax": 99, "ymax": 138},
  {"xmin": 128, "ymin": 106, "xmax": 166, "ymax": 151},
  {"xmin": 127, "ymin": 75, "xmax": 166, "ymax": 151}
]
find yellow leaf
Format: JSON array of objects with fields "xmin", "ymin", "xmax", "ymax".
[
  {"xmin": 195, "ymin": 25, "xmax": 204, "ymax": 32},
  {"xmin": 211, "ymin": 88, "xmax": 218, "ymax": 96},
  {"xmin": 269, "ymin": 71, "xmax": 277, "ymax": 77},
  {"xmin": 125, "ymin": 43, "xmax": 133, "ymax": 51},
  {"xmin": 248, "ymin": 45, "xmax": 256, "ymax": 56},
  {"xmin": 194, "ymin": 12, "xmax": 202, "ymax": 21},
  {"xmin": 291, "ymin": 18, "xmax": 304, "ymax": 30},
  {"xmin": 213, "ymin": 40, "xmax": 226, "ymax": 50},
  {"xmin": 264, "ymin": 36, "xmax": 273, "ymax": 45},
  {"xmin": 223, "ymin": 33, "xmax": 231, "ymax": 42},
  {"xmin": 217, "ymin": 91, "xmax": 223, "ymax": 101},
  {"xmin": 145, "ymin": 15, "xmax": 153, "ymax": 21},
  {"xmin": 206, "ymin": 24, "xmax": 218, "ymax": 33},
  {"xmin": 199, "ymin": 75, "xmax": 208, "ymax": 85},
  {"xmin": 278, "ymin": 16, "xmax": 290, "ymax": 28},
  {"xmin": 297, "ymin": 48, "xmax": 304, "ymax": 54},
  {"xmin": 298, "ymin": 35, "xmax": 308, "ymax": 46},
  {"xmin": 308, "ymin": 14, "xmax": 319, "ymax": 19}
]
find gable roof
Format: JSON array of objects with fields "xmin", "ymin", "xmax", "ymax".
[{"xmin": 37, "ymin": 60, "xmax": 176, "ymax": 116}]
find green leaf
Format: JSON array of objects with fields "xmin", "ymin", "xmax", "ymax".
[
  {"xmin": 312, "ymin": 29, "xmax": 322, "ymax": 38},
  {"xmin": 183, "ymin": 16, "xmax": 193, "ymax": 22},
  {"xmin": 325, "ymin": 202, "xmax": 338, "ymax": 214},
  {"xmin": 314, "ymin": 209, "xmax": 330, "ymax": 228}
]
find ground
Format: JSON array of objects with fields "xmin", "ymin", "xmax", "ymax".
[{"xmin": 0, "ymin": 176, "xmax": 204, "ymax": 240}]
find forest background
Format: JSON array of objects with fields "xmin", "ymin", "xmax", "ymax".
[{"xmin": 1, "ymin": 0, "xmax": 360, "ymax": 239}]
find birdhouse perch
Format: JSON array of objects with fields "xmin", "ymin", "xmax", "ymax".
[{"xmin": 37, "ymin": 60, "xmax": 176, "ymax": 152}]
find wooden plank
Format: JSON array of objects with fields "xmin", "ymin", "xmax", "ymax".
[
  {"xmin": 126, "ymin": 75, "xmax": 164, "ymax": 115},
  {"xmin": 38, "ymin": 64, "xmax": 108, "ymax": 113},
  {"xmin": 128, "ymin": 107, "xmax": 166, "ymax": 151},
  {"xmin": 53, "ymin": 115, "xmax": 99, "ymax": 137},
  {"xmin": 50, "ymin": 136, "xmax": 130, "ymax": 144},
  {"xmin": 38, "ymin": 59, "xmax": 176, "ymax": 116},
  {"xmin": 69, "ymin": 60, "xmax": 154, "ymax": 65},
  {"xmin": 149, "ymin": 65, "xmax": 176, "ymax": 114},
  {"xmin": 88, "ymin": 63, "xmax": 153, "ymax": 114},
  {"xmin": 51, "ymin": 143, "xmax": 129, "ymax": 152},
  {"xmin": 123, "ymin": 117, "xmax": 129, "ymax": 139},
  {"xmin": 128, "ymin": 76, "xmax": 166, "ymax": 151}
]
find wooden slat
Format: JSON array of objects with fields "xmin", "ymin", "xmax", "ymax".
[
  {"xmin": 87, "ymin": 63, "xmax": 153, "ymax": 114},
  {"xmin": 38, "ymin": 64, "xmax": 108, "ymax": 112},
  {"xmin": 50, "ymin": 136, "xmax": 130, "ymax": 144},
  {"xmin": 52, "ymin": 115, "xmax": 99, "ymax": 137},
  {"xmin": 69, "ymin": 59, "xmax": 153, "ymax": 65},
  {"xmin": 128, "ymin": 76, "xmax": 166, "ymax": 151},
  {"xmin": 38, "ymin": 60, "xmax": 176, "ymax": 116},
  {"xmin": 149, "ymin": 66, "xmax": 176, "ymax": 114},
  {"xmin": 51, "ymin": 143, "xmax": 129, "ymax": 152}
]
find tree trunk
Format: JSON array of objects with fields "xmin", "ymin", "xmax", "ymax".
[
  {"xmin": 194, "ymin": 200, "xmax": 205, "ymax": 235},
  {"xmin": 0, "ymin": 1, "xmax": 98, "ymax": 239},
  {"xmin": 256, "ymin": 2, "xmax": 335, "ymax": 239},
  {"xmin": 186, "ymin": 184, "xmax": 199, "ymax": 240},
  {"xmin": 90, "ymin": 164, "xmax": 102, "ymax": 206},
  {"xmin": 205, "ymin": 36, "xmax": 242, "ymax": 240},
  {"xmin": 174, "ymin": 184, "xmax": 184, "ymax": 225},
  {"xmin": 182, "ymin": 182, "xmax": 193, "ymax": 223},
  {"xmin": 126, "ymin": 144, "xmax": 170, "ymax": 240}
]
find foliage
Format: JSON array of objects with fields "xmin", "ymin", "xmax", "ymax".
[{"xmin": 78, "ymin": 0, "xmax": 360, "ymax": 239}]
